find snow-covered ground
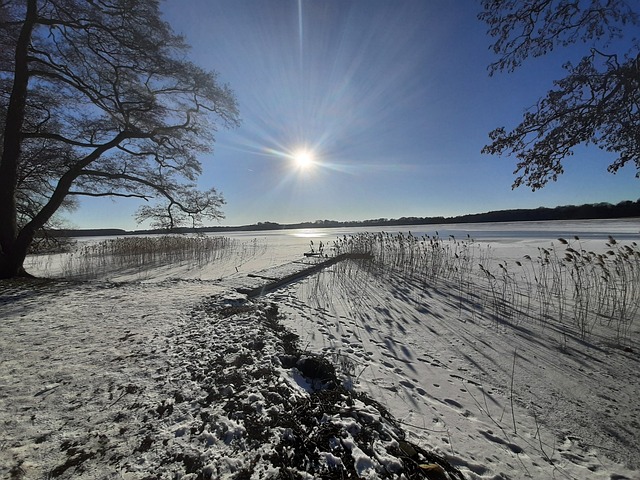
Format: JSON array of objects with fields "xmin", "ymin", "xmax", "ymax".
[{"xmin": 1, "ymin": 219, "xmax": 639, "ymax": 479}]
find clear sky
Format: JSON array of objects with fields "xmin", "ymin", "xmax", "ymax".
[{"xmin": 71, "ymin": 0, "xmax": 638, "ymax": 230}]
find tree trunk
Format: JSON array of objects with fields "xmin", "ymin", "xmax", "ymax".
[
  {"xmin": 0, "ymin": 229, "xmax": 34, "ymax": 279},
  {"xmin": 0, "ymin": 0, "xmax": 37, "ymax": 278},
  {"xmin": 0, "ymin": 245, "xmax": 32, "ymax": 279}
]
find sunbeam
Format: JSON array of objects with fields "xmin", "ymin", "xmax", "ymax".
[
  {"xmin": 209, "ymin": 1, "xmax": 435, "ymax": 180},
  {"xmin": 297, "ymin": 0, "xmax": 304, "ymax": 68}
]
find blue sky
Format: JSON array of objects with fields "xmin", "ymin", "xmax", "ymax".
[{"xmin": 72, "ymin": 0, "xmax": 638, "ymax": 229}]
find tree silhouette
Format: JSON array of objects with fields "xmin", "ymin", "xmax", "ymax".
[
  {"xmin": 479, "ymin": 0, "xmax": 640, "ymax": 190},
  {"xmin": 0, "ymin": 0, "xmax": 239, "ymax": 278}
]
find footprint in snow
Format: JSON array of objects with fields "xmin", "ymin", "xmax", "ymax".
[
  {"xmin": 478, "ymin": 429, "xmax": 524, "ymax": 454},
  {"xmin": 381, "ymin": 360, "xmax": 395, "ymax": 369},
  {"xmin": 444, "ymin": 398, "xmax": 464, "ymax": 409}
]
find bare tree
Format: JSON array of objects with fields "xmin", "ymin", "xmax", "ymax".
[
  {"xmin": 0, "ymin": 0, "xmax": 239, "ymax": 278},
  {"xmin": 479, "ymin": 0, "xmax": 640, "ymax": 190}
]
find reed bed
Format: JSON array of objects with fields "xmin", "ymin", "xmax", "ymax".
[
  {"xmin": 330, "ymin": 232, "xmax": 640, "ymax": 344},
  {"xmin": 60, "ymin": 235, "xmax": 240, "ymax": 279}
]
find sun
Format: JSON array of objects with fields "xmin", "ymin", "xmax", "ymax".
[{"xmin": 293, "ymin": 149, "xmax": 315, "ymax": 170}]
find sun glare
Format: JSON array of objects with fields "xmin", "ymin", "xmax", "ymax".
[{"xmin": 293, "ymin": 149, "xmax": 315, "ymax": 170}]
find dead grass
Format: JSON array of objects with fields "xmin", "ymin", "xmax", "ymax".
[{"xmin": 331, "ymin": 232, "xmax": 640, "ymax": 345}]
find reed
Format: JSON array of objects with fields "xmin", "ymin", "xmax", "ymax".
[
  {"xmin": 328, "ymin": 232, "xmax": 639, "ymax": 345},
  {"xmin": 59, "ymin": 234, "xmax": 238, "ymax": 279}
]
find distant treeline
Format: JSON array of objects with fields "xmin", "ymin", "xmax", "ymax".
[{"xmin": 51, "ymin": 199, "xmax": 640, "ymax": 237}]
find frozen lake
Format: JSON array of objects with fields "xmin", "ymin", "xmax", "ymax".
[
  {"xmin": 231, "ymin": 217, "xmax": 640, "ymax": 242},
  {"xmin": 210, "ymin": 218, "xmax": 640, "ymax": 263},
  {"xmin": 27, "ymin": 218, "xmax": 639, "ymax": 282}
]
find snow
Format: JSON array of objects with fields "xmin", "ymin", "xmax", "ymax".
[{"xmin": 1, "ymin": 219, "xmax": 639, "ymax": 479}]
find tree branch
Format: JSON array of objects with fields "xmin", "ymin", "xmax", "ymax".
[{"xmin": 68, "ymin": 190, "xmax": 150, "ymax": 199}]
